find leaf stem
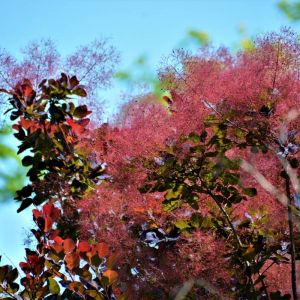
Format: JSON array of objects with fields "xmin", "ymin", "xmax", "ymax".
[{"xmin": 285, "ymin": 175, "xmax": 298, "ymax": 300}]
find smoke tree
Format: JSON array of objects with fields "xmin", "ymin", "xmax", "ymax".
[
  {"xmin": 0, "ymin": 38, "xmax": 119, "ymax": 122},
  {"xmin": 78, "ymin": 29, "xmax": 300, "ymax": 299},
  {"xmin": 0, "ymin": 29, "xmax": 300, "ymax": 299}
]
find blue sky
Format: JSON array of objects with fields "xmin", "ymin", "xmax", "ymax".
[{"xmin": 0, "ymin": 0, "xmax": 299, "ymax": 268}]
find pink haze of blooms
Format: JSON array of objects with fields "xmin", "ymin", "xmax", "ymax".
[{"xmin": 77, "ymin": 29, "xmax": 300, "ymax": 297}]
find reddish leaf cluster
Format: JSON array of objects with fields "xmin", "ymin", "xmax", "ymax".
[
  {"xmin": 13, "ymin": 203, "xmax": 118, "ymax": 299},
  {"xmin": 0, "ymin": 73, "xmax": 122, "ymax": 299}
]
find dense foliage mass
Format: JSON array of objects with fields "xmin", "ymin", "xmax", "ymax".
[
  {"xmin": 0, "ymin": 75, "xmax": 121, "ymax": 299},
  {"xmin": 0, "ymin": 29, "xmax": 300, "ymax": 299},
  {"xmin": 79, "ymin": 29, "xmax": 300, "ymax": 299}
]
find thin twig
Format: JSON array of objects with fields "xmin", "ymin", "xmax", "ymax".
[
  {"xmin": 285, "ymin": 176, "xmax": 298, "ymax": 300},
  {"xmin": 241, "ymin": 160, "xmax": 289, "ymax": 208}
]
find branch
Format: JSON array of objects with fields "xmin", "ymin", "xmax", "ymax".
[{"xmin": 240, "ymin": 160, "xmax": 289, "ymax": 208}]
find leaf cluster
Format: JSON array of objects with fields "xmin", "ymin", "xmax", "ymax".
[
  {"xmin": 0, "ymin": 203, "xmax": 119, "ymax": 300},
  {"xmin": 4, "ymin": 74, "xmax": 104, "ymax": 214}
]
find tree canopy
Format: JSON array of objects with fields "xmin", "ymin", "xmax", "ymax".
[{"xmin": 0, "ymin": 29, "xmax": 300, "ymax": 299}]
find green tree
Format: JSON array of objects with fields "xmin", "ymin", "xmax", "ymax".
[{"xmin": 0, "ymin": 127, "xmax": 24, "ymax": 202}]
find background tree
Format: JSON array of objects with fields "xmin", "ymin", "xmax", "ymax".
[
  {"xmin": 278, "ymin": 0, "xmax": 300, "ymax": 21},
  {"xmin": 0, "ymin": 126, "xmax": 24, "ymax": 202},
  {"xmin": 0, "ymin": 38, "xmax": 119, "ymax": 121}
]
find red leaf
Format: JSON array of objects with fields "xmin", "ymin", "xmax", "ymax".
[
  {"xmin": 19, "ymin": 262, "xmax": 29, "ymax": 270},
  {"xmin": 103, "ymin": 269, "xmax": 118, "ymax": 284},
  {"xmin": 15, "ymin": 79, "xmax": 34, "ymax": 98},
  {"xmin": 95, "ymin": 242, "xmax": 109, "ymax": 257},
  {"xmin": 78, "ymin": 241, "xmax": 91, "ymax": 253},
  {"xmin": 32, "ymin": 209, "xmax": 42, "ymax": 220},
  {"xmin": 53, "ymin": 236, "xmax": 63, "ymax": 245},
  {"xmin": 12, "ymin": 124, "xmax": 19, "ymax": 131},
  {"xmin": 78, "ymin": 118, "xmax": 90, "ymax": 127},
  {"xmin": 48, "ymin": 229, "xmax": 60, "ymax": 240},
  {"xmin": 42, "ymin": 203, "xmax": 53, "ymax": 216},
  {"xmin": 42, "ymin": 203, "xmax": 60, "ymax": 221},
  {"xmin": 19, "ymin": 117, "xmax": 34, "ymax": 130},
  {"xmin": 65, "ymin": 252, "xmax": 79, "ymax": 270},
  {"xmin": 22, "ymin": 84, "xmax": 33, "ymax": 98},
  {"xmin": 44, "ymin": 217, "xmax": 53, "ymax": 232},
  {"xmin": 50, "ymin": 242, "xmax": 64, "ymax": 254},
  {"xmin": 63, "ymin": 238, "xmax": 76, "ymax": 254},
  {"xmin": 66, "ymin": 118, "xmax": 86, "ymax": 135}
]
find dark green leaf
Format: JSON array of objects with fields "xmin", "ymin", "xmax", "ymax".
[
  {"xmin": 188, "ymin": 132, "xmax": 200, "ymax": 143},
  {"xmin": 17, "ymin": 198, "xmax": 33, "ymax": 213},
  {"xmin": 22, "ymin": 156, "xmax": 34, "ymax": 167},
  {"xmin": 73, "ymin": 105, "xmax": 91, "ymax": 118},
  {"xmin": 243, "ymin": 188, "xmax": 257, "ymax": 197},
  {"xmin": 190, "ymin": 212, "xmax": 203, "ymax": 227},
  {"xmin": 72, "ymin": 87, "xmax": 87, "ymax": 97}
]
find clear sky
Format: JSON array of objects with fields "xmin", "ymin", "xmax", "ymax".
[
  {"xmin": 0, "ymin": 0, "xmax": 299, "ymax": 268},
  {"xmin": 0, "ymin": 0, "xmax": 298, "ymax": 62}
]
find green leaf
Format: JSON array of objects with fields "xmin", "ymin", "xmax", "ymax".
[
  {"xmin": 214, "ymin": 195, "xmax": 226, "ymax": 203},
  {"xmin": 16, "ymin": 198, "xmax": 33, "ymax": 213},
  {"xmin": 222, "ymin": 172, "xmax": 240, "ymax": 185},
  {"xmin": 138, "ymin": 184, "xmax": 153, "ymax": 193},
  {"xmin": 17, "ymin": 142, "xmax": 31, "ymax": 155},
  {"xmin": 76, "ymin": 266, "xmax": 92, "ymax": 281},
  {"xmin": 187, "ymin": 195, "xmax": 199, "ymax": 210},
  {"xmin": 250, "ymin": 145, "xmax": 258, "ymax": 153},
  {"xmin": 73, "ymin": 105, "xmax": 91, "ymax": 118},
  {"xmin": 48, "ymin": 277, "xmax": 60, "ymax": 294},
  {"xmin": 0, "ymin": 266, "xmax": 9, "ymax": 282},
  {"xmin": 188, "ymin": 132, "xmax": 200, "ymax": 143},
  {"xmin": 6, "ymin": 281, "xmax": 19, "ymax": 293},
  {"xmin": 17, "ymin": 129, "xmax": 41, "ymax": 154},
  {"xmin": 190, "ymin": 145, "xmax": 205, "ymax": 153},
  {"xmin": 228, "ymin": 194, "xmax": 244, "ymax": 205},
  {"xmin": 204, "ymin": 114, "xmax": 217, "ymax": 125},
  {"xmin": 72, "ymin": 87, "xmax": 87, "ymax": 97},
  {"xmin": 243, "ymin": 187, "xmax": 257, "ymax": 197},
  {"xmin": 270, "ymin": 291, "xmax": 291, "ymax": 300},
  {"xmin": 174, "ymin": 219, "xmax": 190, "ymax": 230},
  {"xmin": 91, "ymin": 254, "xmax": 102, "ymax": 268},
  {"xmin": 190, "ymin": 212, "xmax": 203, "ymax": 227},
  {"xmin": 13, "ymin": 126, "xmax": 25, "ymax": 140},
  {"xmin": 6, "ymin": 268, "xmax": 18, "ymax": 282},
  {"xmin": 22, "ymin": 156, "xmax": 34, "ymax": 167},
  {"xmin": 165, "ymin": 186, "xmax": 183, "ymax": 200},
  {"xmin": 114, "ymin": 71, "xmax": 130, "ymax": 80},
  {"xmin": 188, "ymin": 30, "xmax": 210, "ymax": 46},
  {"xmin": 85, "ymin": 290, "xmax": 105, "ymax": 300},
  {"xmin": 205, "ymin": 151, "xmax": 218, "ymax": 157},
  {"xmin": 162, "ymin": 199, "xmax": 182, "ymax": 212}
]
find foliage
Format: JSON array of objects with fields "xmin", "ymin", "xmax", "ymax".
[
  {"xmin": 4, "ymin": 75, "xmax": 104, "ymax": 216},
  {"xmin": 0, "ymin": 74, "xmax": 121, "ymax": 299},
  {"xmin": 278, "ymin": 0, "xmax": 300, "ymax": 21},
  {"xmin": 0, "ymin": 126, "xmax": 24, "ymax": 201},
  {"xmin": 140, "ymin": 121, "xmax": 291, "ymax": 299},
  {"xmin": 0, "ymin": 203, "xmax": 118, "ymax": 300},
  {"xmin": 1, "ymin": 29, "xmax": 300, "ymax": 299},
  {"xmin": 79, "ymin": 29, "xmax": 300, "ymax": 299},
  {"xmin": 0, "ymin": 38, "xmax": 119, "ymax": 120}
]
